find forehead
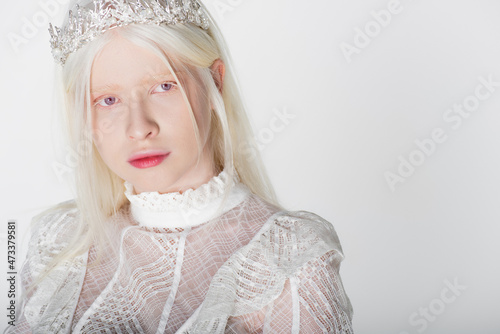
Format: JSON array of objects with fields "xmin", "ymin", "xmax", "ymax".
[{"xmin": 90, "ymin": 35, "xmax": 173, "ymax": 92}]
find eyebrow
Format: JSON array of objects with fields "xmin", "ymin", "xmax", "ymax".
[
  {"xmin": 90, "ymin": 72, "xmax": 176, "ymax": 95},
  {"xmin": 90, "ymin": 83, "xmax": 121, "ymax": 95}
]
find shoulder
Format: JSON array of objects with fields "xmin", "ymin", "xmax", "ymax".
[
  {"xmin": 246, "ymin": 209, "xmax": 346, "ymax": 274},
  {"xmin": 29, "ymin": 200, "xmax": 79, "ymax": 246},
  {"xmin": 239, "ymin": 191, "xmax": 346, "ymax": 263},
  {"xmin": 26, "ymin": 200, "xmax": 80, "ymax": 269},
  {"xmin": 265, "ymin": 210, "xmax": 344, "ymax": 253},
  {"xmin": 267, "ymin": 210, "xmax": 342, "ymax": 248}
]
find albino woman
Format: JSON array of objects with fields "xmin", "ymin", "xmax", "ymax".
[{"xmin": 9, "ymin": 0, "xmax": 353, "ymax": 332}]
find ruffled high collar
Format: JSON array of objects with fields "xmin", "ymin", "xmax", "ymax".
[{"xmin": 124, "ymin": 169, "xmax": 250, "ymax": 229}]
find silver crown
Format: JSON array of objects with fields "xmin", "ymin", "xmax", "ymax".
[{"xmin": 49, "ymin": 0, "xmax": 210, "ymax": 65}]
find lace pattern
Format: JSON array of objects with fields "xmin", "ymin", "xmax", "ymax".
[
  {"xmin": 124, "ymin": 169, "xmax": 238, "ymax": 212},
  {"xmin": 8, "ymin": 179, "xmax": 353, "ymax": 333}
]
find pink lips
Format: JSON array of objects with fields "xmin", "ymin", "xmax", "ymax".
[{"xmin": 128, "ymin": 152, "xmax": 170, "ymax": 169}]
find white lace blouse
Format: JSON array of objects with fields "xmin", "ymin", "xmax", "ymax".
[{"xmin": 10, "ymin": 170, "xmax": 353, "ymax": 333}]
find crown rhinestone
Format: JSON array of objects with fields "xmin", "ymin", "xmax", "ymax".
[{"xmin": 48, "ymin": 0, "xmax": 210, "ymax": 66}]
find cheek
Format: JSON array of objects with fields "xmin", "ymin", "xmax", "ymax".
[
  {"xmin": 92, "ymin": 110, "xmax": 124, "ymax": 147},
  {"xmin": 170, "ymin": 114, "xmax": 197, "ymax": 148},
  {"xmin": 189, "ymin": 100, "xmax": 212, "ymax": 143},
  {"xmin": 180, "ymin": 79, "xmax": 212, "ymax": 141}
]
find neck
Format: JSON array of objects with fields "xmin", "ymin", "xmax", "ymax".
[
  {"xmin": 164, "ymin": 146, "xmax": 217, "ymax": 194},
  {"xmin": 124, "ymin": 167, "xmax": 251, "ymax": 229}
]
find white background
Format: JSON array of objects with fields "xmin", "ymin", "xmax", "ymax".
[{"xmin": 1, "ymin": 0, "xmax": 500, "ymax": 333}]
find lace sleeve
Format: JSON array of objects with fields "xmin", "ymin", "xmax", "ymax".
[
  {"xmin": 294, "ymin": 249, "xmax": 353, "ymax": 332},
  {"xmin": 226, "ymin": 249, "xmax": 353, "ymax": 333},
  {"xmin": 189, "ymin": 210, "xmax": 354, "ymax": 333}
]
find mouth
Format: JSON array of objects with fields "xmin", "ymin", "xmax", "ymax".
[{"xmin": 128, "ymin": 152, "xmax": 170, "ymax": 169}]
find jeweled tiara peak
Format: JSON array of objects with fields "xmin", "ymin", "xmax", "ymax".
[{"xmin": 48, "ymin": 0, "xmax": 210, "ymax": 65}]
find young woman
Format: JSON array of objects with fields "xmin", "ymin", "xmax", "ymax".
[{"xmin": 9, "ymin": 0, "xmax": 353, "ymax": 332}]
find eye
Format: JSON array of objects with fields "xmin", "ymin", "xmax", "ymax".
[
  {"xmin": 96, "ymin": 96, "xmax": 118, "ymax": 107},
  {"xmin": 153, "ymin": 82, "xmax": 176, "ymax": 93}
]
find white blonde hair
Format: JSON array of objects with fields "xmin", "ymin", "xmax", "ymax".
[{"xmin": 38, "ymin": 3, "xmax": 281, "ymax": 278}]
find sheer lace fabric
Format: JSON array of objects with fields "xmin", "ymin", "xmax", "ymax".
[{"xmin": 9, "ymin": 170, "xmax": 353, "ymax": 333}]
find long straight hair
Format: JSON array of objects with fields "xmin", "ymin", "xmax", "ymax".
[{"xmin": 37, "ymin": 2, "xmax": 281, "ymax": 279}]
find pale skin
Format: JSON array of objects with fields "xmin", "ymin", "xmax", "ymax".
[{"xmin": 90, "ymin": 33, "xmax": 225, "ymax": 194}]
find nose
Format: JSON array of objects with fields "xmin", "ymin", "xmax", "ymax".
[{"xmin": 126, "ymin": 99, "xmax": 159, "ymax": 140}]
